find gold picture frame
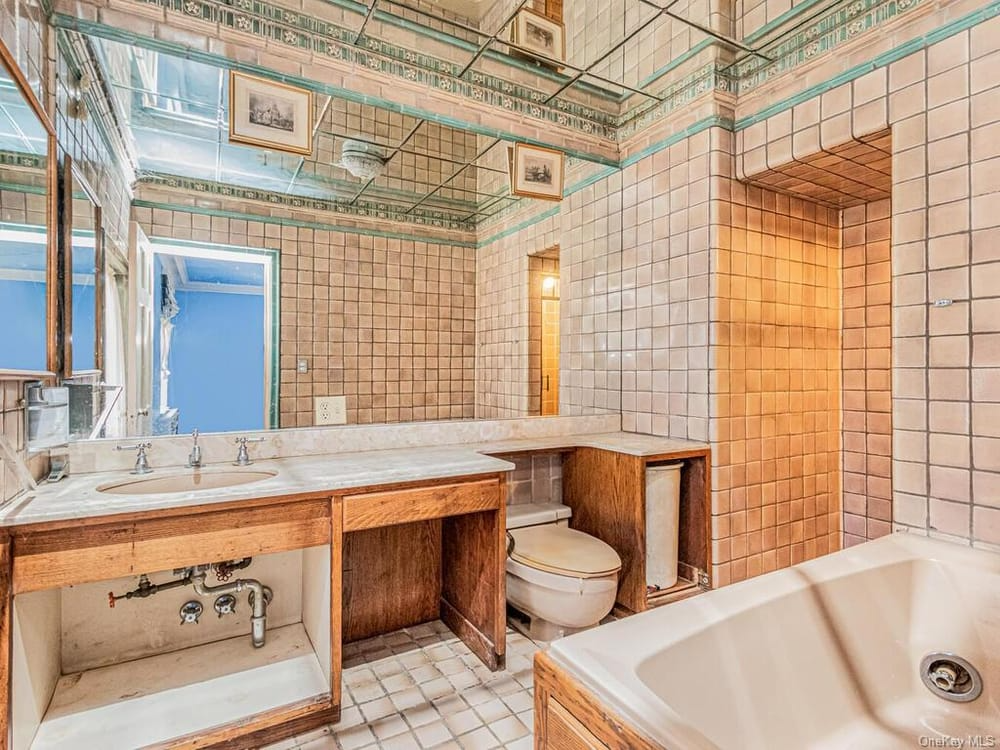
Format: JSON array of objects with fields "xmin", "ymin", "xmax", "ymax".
[
  {"xmin": 510, "ymin": 8, "xmax": 566, "ymax": 66},
  {"xmin": 229, "ymin": 71, "xmax": 314, "ymax": 156},
  {"xmin": 510, "ymin": 143, "xmax": 565, "ymax": 201}
]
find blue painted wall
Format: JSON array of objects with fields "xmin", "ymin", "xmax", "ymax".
[
  {"xmin": 0, "ymin": 280, "xmax": 95, "ymax": 371},
  {"xmin": 0, "ymin": 279, "xmax": 47, "ymax": 370},
  {"xmin": 153, "ymin": 260, "xmax": 265, "ymax": 434},
  {"xmin": 72, "ymin": 282, "xmax": 96, "ymax": 371}
]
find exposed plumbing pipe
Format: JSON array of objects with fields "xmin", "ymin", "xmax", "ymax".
[
  {"xmin": 108, "ymin": 559, "xmax": 271, "ymax": 648},
  {"xmin": 191, "ymin": 571, "xmax": 268, "ymax": 648}
]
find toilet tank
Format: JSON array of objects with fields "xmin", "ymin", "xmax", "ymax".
[{"xmin": 506, "ymin": 503, "xmax": 573, "ymax": 530}]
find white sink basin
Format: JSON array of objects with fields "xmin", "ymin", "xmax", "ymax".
[{"xmin": 97, "ymin": 469, "xmax": 277, "ymax": 496}]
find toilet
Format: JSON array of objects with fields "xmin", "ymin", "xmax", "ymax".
[{"xmin": 505, "ymin": 503, "xmax": 622, "ymax": 642}]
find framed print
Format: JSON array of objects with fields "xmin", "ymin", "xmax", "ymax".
[
  {"xmin": 510, "ymin": 9, "xmax": 565, "ymax": 64},
  {"xmin": 229, "ymin": 72, "xmax": 314, "ymax": 156},
  {"xmin": 511, "ymin": 142, "xmax": 564, "ymax": 201}
]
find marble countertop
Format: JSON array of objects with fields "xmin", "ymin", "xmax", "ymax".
[
  {"xmin": 0, "ymin": 432, "xmax": 708, "ymax": 528},
  {"xmin": 477, "ymin": 432, "xmax": 709, "ymax": 457}
]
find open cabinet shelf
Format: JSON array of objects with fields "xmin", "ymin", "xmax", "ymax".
[
  {"xmin": 12, "ymin": 542, "xmax": 335, "ymax": 750},
  {"xmin": 30, "ymin": 623, "xmax": 327, "ymax": 750}
]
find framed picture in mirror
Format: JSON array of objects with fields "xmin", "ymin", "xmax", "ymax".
[
  {"xmin": 510, "ymin": 143, "xmax": 564, "ymax": 201},
  {"xmin": 511, "ymin": 9, "xmax": 565, "ymax": 66},
  {"xmin": 229, "ymin": 72, "xmax": 314, "ymax": 156}
]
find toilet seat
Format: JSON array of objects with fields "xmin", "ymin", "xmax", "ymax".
[{"xmin": 508, "ymin": 525, "xmax": 621, "ymax": 578}]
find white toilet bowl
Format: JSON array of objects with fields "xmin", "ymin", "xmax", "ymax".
[{"xmin": 505, "ymin": 503, "xmax": 621, "ymax": 641}]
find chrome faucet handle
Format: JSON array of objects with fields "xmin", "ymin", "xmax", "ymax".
[
  {"xmin": 234, "ymin": 436, "xmax": 265, "ymax": 466},
  {"xmin": 116, "ymin": 442, "xmax": 153, "ymax": 475},
  {"xmin": 187, "ymin": 429, "xmax": 203, "ymax": 468}
]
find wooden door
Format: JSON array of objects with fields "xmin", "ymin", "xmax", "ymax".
[{"xmin": 126, "ymin": 222, "xmax": 154, "ymax": 436}]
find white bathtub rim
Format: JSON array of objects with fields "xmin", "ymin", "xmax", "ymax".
[{"xmin": 546, "ymin": 533, "xmax": 1000, "ymax": 750}]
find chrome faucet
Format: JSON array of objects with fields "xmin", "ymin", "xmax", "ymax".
[
  {"xmin": 234, "ymin": 436, "xmax": 265, "ymax": 466},
  {"xmin": 116, "ymin": 442, "xmax": 153, "ymax": 475},
  {"xmin": 187, "ymin": 429, "xmax": 202, "ymax": 469}
]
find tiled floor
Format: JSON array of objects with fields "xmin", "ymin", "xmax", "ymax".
[{"xmin": 265, "ymin": 622, "xmax": 541, "ymax": 750}]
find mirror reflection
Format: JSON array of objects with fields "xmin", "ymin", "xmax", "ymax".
[
  {"xmin": 0, "ymin": 60, "xmax": 49, "ymax": 372},
  {"xmin": 149, "ymin": 242, "xmax": 277, "ymax": 435},
  {"xmin": 69, "ymin": 172, "xmax": 100, "ymax": 375},
  {"xmin": 43, "ymin": 0, "xmax": 736, "ymax": 442},
  {"xmin": 81, "ymin": 37, "xmax": 621, "ymax": 439}
]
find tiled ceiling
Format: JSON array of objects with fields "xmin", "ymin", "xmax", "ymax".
[{"xmin": 746, "ymin": 130, "xmax": 893, "ymax": 209}]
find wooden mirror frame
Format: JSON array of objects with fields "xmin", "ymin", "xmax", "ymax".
[
  {"xmin": 0, "ymin": 39, "xmax": 59, "ymax": 376},
  {"xmin": 59, "ymin": 154, "xmax": 106, "ymax": 376}
]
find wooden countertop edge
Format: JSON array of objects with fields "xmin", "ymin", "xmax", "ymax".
[{"xmin": 1, "ymin": 470, "xmax": 511, "ymax": 536}]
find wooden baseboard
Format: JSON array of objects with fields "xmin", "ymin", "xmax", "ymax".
[
  {"xmin": 147, "ymin": 694, "xmax": 338, "ymax": 750},
  {"xmin": 440, "ymin": 597, "xmax": 504, "ymax": 671}
]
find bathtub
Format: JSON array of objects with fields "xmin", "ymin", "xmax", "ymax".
[{"xmin": 547, "ymin": 533, "xmax": 1000, "ymax": 749}]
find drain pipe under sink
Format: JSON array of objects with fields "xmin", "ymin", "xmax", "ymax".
[{"xmin": 191, "ymin": 571, "xmax": 269, "ymax": 648}]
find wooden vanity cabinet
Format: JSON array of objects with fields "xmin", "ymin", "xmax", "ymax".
[
  {"xmin": 340, "ymin": 473, "xmax": 508, "ymax": 671},
  {"xmin": 0, "ymin": 494, "xmax": 341, "ymax": 750},
  {"xmin": 562, "ymin": 447, "xmax": 711, "ymax": 614}
]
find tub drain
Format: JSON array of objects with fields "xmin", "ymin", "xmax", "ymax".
[{"xmin": 920, "ymin": 653, "xmax": 983, "ymax": 702}]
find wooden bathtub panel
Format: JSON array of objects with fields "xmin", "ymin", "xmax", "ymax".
[{"xmin": 534, "ymin": 651, "xmax": 660, "ymax": 750}]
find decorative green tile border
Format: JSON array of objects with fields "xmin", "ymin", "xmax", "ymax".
[
  {"xmin": 729, "ymin": 0, "xmax": 928, "ymax": 94},
  {"xmin": 734, "ymin": 0, "xmax": 1000, "ymax": 129},
  {"xmin": 321, "ymin": 0, "xmax": 619, "ymax": 103},
  {"xmin": 137, "ymin": 172, "xmax": 478, "ymax": 231},
  {"xmin": 617, "ymin": 63, "xmax": 731, "ymax": 143},
  {"xmin": 61, "ymin": 0, "xmax": 999, "ymax": 246},
  {"xmin": 53, "ymin": 15, "xmax": 620, "ymax": 167},
  {"xmin": 0, "ymin": 151, "xmax": 47, "ymax": 170},
  {"xmin": 743, "ymin": 0, "xmax": 831, "ymax": 44},
  {"xmin": 133, "ymin": 198, "xmax": 478, "ymax": 247}
]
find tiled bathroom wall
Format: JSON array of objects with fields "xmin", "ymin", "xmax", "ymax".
[
  {"xmin": 735, "ymin": 10, "xmax": 1000, "ymax": 550},
  {"xmin": 620, "ymin": 130, "xmax": 712, "ymax": 442},
  {"xmin": 0, "ymin": 377, "xmax": 49, "ymax": 504},
  {"xmin": 476, "ymin": 165, "xmax": 623, "ymax": 420},
  {"xmin": 505, "ymin": 452, "xmax": 563, "ymax": 506},
  {"xmin": 0, "ymin": 379, "xmax": 26, "ymax": 504},
  {"xmin": 476, "ymin": 211, "xmax": 560, "ymax": 418},
  {"xmin": 710, "ymin": 178, "xmax": 843, "ymax": 585},
  {"xmin": 842, "ymin": 200, "xmax": 893, "ymax": 545},
  {"xmin": 134, "ymin": 204, "xmax": 477, "ymax": 427}
]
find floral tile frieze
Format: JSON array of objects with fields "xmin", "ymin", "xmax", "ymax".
[
  {"xmin": 91, "ymin": 0, "xmax": 938, "ymax": 154},
  {"xmin": 729, "ymin": 0, "xmax": 928, "ymax": 94},
  {"xmin": 137, "ymin": 171, "xmax": 478, "ymax": 231}
]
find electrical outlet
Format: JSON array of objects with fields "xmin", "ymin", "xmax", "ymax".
[{"xmin": 315, "ymin": 396, "xmax": 347, "ymax": 426}]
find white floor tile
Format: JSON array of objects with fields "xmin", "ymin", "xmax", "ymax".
[{"xmin": 265, "ymin": 623, "xmax": 541, "ymax": 750}]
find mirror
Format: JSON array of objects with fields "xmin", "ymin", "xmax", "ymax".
[
  {"xmin": 62, "ymin": 0, "xmax": 734, "ymax": 440},
  {"xmin": 80, "ymin": 36, "xmax": 624, "ymax": 440},
  {"xmin": 0, "ymin": 43, "xmax": 53, "ymax": 373},
  {"xmin": 61, "ymin": 159, "xmax": 126, "ymax": 440},
  {"xmin": 68, "ymin": 165, "xmax": 102, "ymax": 376}
]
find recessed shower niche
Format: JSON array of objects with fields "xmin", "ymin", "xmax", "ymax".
[{"xmin": 11, "ymin": 546, "xmax": 333, "ymax": 750}]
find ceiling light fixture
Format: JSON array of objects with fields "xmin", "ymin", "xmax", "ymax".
[{"xmin": 340, "ymin": 139, "xmax": 387, "ymax": 180}]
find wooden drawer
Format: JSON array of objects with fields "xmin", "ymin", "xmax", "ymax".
[
  {"xmin": 12, "ymin": 498, "xmax": 332, "ymax": 594},
  {"xmin": 343, "ymin": 479, "xmax": 501, "ymax": 531},
  {"xmin": 547, "ymin": 699, "xmax": 609, "ymax": 750}
]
